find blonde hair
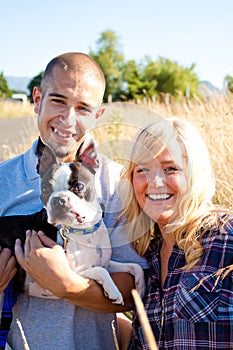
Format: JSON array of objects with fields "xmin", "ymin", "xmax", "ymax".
[{"xmin": 119, "ymin": 116, "xmax": 227, "ymax": 268}]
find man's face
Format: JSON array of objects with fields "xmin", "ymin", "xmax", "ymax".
[{"xmin": 34, "ymin": 68, "xmax": 104, "ymax": 161}]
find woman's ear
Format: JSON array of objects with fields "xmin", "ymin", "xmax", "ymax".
[
  {"xmin": 33, "ymin": 87, "xmax": 41, "ymax": 114},
  {"xmin": 95, "ymin": 107, "xmax": 105, "ymax": 119}
]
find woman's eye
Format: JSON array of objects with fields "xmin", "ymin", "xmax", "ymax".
[
  {"xmin": 136, "ymin": 167, "xmax": 149, "ymax": 173},
  {"xmin": 164, "ymin": 166, "xmax": 178, "ymax": 173}
]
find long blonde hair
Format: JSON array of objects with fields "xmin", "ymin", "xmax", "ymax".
[{"xmin": 119, "ymin": 117, "xmax": 227, "ymax": 268}]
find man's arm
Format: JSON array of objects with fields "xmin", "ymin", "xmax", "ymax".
[{"xmin": 15, "ymin": 230, "xmax": 135, "ymax": 312}]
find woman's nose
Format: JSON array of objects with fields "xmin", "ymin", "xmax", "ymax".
[{"xmin": 151, "ymin": 173, "xmax": 164, "ymax": 188}]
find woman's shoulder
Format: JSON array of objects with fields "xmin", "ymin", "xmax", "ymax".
[
  {"xmin": 200, "ymin": 212, "xmax": 233, "ymax": 267},
  {"xmin": 202, "ymin": 211, "xmax": 233, "ymax": 239}
]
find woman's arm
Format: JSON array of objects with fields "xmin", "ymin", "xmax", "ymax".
[
  {"xmin": 0, "ymin": 247, "xmax": 17, "ymax": 293},
  {"xmin": 15, "ymin": 230, "xmax": 135, "ymax": 312}
]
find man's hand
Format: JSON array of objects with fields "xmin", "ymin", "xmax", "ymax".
[
  {"xmin": 0, "ymin": 247, "xmax": 17, "ymax": 293},
  {"xmin": 15, "ymin": 230, "xmax": 134, "ymax": 312},
  {"xmin": 15, "ymin": 230, "xmax": 78, "ymax": 298}
]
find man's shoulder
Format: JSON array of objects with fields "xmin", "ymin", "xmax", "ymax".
[
  {"xmin": 0, "ymin": 140, "xmax": 37, "ymax": 165},
  {"xmin": 0, "ymin": 152, "xmax": 23, "ymax": 170},
  {"xmin": 0, "ymin": 140, "xmax": 38, "ymax": 179}
]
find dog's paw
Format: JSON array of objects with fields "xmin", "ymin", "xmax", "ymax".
[
  {"xmin": 104, "ymin": 287, "xmax": 124, "ymax": 305},
  {"xmin": 135, "ymin": 275, "xmax": 145, "ymax": 297},
  {"xmin": 130, "ymin": 264, "xmax": 145, "ymax": 297}
]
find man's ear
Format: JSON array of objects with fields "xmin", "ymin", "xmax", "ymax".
[
  {"xmin": 95, "ymin": 107, "xmax": 105, "ymax": 119},
  {"xmin": 33, "ymin": 87, "xmax": 41, "ymax": 114}
]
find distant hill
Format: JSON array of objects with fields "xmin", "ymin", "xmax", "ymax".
[
  {"xmin": 199, "ymin": 81, "xmax": 222, "ymax": 96},
  {"xmin": 5, "ymin": 76, "xmax": 221, "ymax": 98},
  {"xmin": 6, "ymin": 76, "xmax": 31, "ymax": 94}
]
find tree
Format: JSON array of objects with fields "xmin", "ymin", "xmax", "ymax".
[
  {"xmin": 121, "ymin": 58, "xmax": 157, "ymax": 101},
  {"xmin": 89, "ymin": 30, "xmax": 125, "ymax": 102},
  {"xmin": 0, "ymin": 71, "xmax": 12, "ymax": 98},
  {"xmin": 27, "ymin": 71, "xmax": 44, "ymax": 102},
  {"xmin": 142, "ymin": 57, "xmax": 199, "ymax": 100},
  {"xmin": 224, "ymin": 75, "xmax": 233, "ymax": 94}
]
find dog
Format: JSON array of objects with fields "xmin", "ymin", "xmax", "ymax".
[
  {"xmin": 0, "ymin": 136, "xmax": 144, "ymax": 304},
  {"xmin": 39, "ymin": 136, "xmax": 145, "ymax": 304},
  {"xmin": 0, "ymin": 209, "xmax": 57, "ymax": 293}
]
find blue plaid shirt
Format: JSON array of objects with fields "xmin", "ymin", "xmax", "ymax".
[{"xmin": 131, "ymin": 218, "xmax": 233, "ymax": 349}]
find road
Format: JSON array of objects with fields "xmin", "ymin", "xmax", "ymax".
[{"xmin": 0, "ymin": 103, "xmax": 161, "ymax": 162}]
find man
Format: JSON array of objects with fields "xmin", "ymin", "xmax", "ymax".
[{"xmin": 0, "ymin": 52, "xmax": 145, "ymax": 349}]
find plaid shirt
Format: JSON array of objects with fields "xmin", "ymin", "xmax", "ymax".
[{"xmin": 131, "ymin": 218, "xmax": 233, "ymax": 349}]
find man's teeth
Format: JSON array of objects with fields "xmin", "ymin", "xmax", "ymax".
[
  {"xmin": 54, "ymin": 128, "xmax": 70, "ymax": 138},
  {"xmin": 148, "ymin": 194, "xmax": 171, "ymax": 200}
]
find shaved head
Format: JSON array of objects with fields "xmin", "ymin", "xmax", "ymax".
[{"xmin": 41, "ymin": 52, "xmax": 106, "ymax": 94}]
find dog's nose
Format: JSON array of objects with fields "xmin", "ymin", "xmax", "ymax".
[{"xmin": 51, "ymin": 196, "xmax": 66, "ymax": 208}]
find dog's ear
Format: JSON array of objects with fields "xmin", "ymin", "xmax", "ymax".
[
  {"xmin": 38, "ymin": 146, "xmax": 57, "ymax": 178},
  {"xmin": 76, "ymin": 135, "xmax": 99, "ymax": 174}
]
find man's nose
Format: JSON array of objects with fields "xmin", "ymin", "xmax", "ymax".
[{"xmin": 60, "ymin": 106, "xmax": 77, "ymax": 125}]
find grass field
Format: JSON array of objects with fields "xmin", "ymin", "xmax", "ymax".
[
  {"xmin": 0, "ymin": 96, "xmax": 232, "ymax": 208},
  {"xmin": 0, "ymin": 100, "xmax": 35, "ymax": 119}
]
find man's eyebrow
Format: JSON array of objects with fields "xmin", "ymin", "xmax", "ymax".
[
  {"xmin": 47, "ymin": 93, "xmax": 92, "ymax": 108},
  {"xmin": 48, "ymin": 92, "xmax": 67, "ymax": 99}
]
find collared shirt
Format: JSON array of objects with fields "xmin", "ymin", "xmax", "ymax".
[
  {"xmin": 131, "ymin": 218, "xmax": 233, "ymax": 349},
  {"xmin": 0, "ymin": 139, "xmax": 147, "ymax": 350}
]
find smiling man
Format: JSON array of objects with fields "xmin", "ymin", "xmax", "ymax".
[{"xmin": 0, "ymin": 52, "xmax": 146, "ymax": 350}]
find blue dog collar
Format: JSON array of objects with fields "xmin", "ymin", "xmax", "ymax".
[{"xmin": 57, "ymin": 219, "xmax": 102, "ymax": 236}]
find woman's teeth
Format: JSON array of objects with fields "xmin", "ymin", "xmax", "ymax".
[{"xmin": 148, "ymin": 194, "xmax": 172, "ymax": 200}]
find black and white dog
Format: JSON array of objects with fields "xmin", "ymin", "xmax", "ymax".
[{"xmin": 0, "ymin": 136, "xmax": 144, "ymax": 304}]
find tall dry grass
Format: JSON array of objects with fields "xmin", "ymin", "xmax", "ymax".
[
  {"xmin": 93, "ymin": 95, "xmax": 233, "ymax": 208},
  {"xmin": 0, "ymin": 100, "xmax": 35, "ymax": 119},
  {"xmin": 0, "ymin": 96, "xmax": 232, "ymax": 208},
  {"xmin": 148, "ymin": 95, "xmax": 233, "ymax": 208}
]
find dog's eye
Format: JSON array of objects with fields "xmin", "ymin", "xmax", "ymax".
[{"xmin": 73, "ymin": 182, "xmax": 85, "ymax": 192}]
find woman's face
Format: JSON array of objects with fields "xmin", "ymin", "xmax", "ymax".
[{"xmin": 132, "ymin": 145, "xmax": 186, "ymax": 230}]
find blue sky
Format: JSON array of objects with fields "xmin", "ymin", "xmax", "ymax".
[{"xmin": 1, "ymin": 0, "xmax": 232, "ymax": 88}]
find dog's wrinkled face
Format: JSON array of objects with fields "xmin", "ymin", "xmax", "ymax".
[{"xmin": 39, "ymin": 136, "xmax": 102, "ymax": 228}]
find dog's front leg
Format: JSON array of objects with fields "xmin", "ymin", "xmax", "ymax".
[
  {"xmin": 108, "ymin": 261, "xmax": 145, "ymax": 297},
  {"xmin": 79, "ymin": 267, "xmax": 124, "ymax": 305}
]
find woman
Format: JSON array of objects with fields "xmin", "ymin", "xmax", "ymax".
[{"xmin": 119, "ymin": 117, "xmax": 233, "ymax": 349}]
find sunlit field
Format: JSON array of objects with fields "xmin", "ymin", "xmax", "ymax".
[
  {"xmin": 0, "ymin": 100, "xmax": 35, "ymax": 119},
  {"xmin": 0, "ymin": 96, "xmax": 232, "ymax": 208}
]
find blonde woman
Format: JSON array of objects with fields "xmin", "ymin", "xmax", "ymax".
[{"xmin": 119, "ymin": 117, "xmax": 233, "ymax": 349}]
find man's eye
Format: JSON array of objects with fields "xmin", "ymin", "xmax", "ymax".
[
  {"xmin": 76, "ymin": 106, "xmax": 93, "ymax": 116},
  {"xmin": 51, "ymin": 98, "xmax": 66, "ymax": 105}
]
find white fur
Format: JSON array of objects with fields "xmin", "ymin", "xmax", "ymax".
[{"xmin": 43, "ymin": 159, "xmax": 145, "ymax": 304}]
